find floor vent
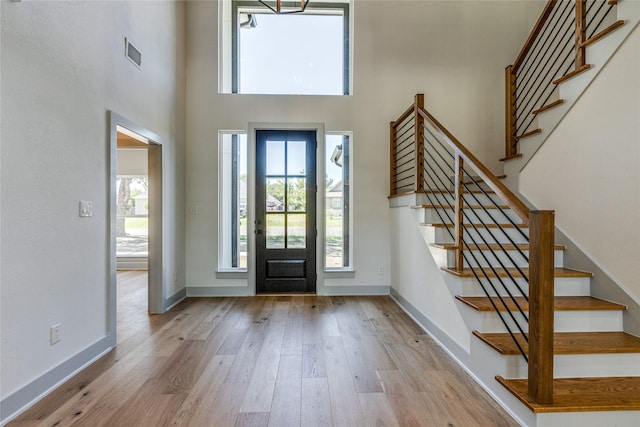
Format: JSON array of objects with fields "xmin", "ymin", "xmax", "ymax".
[{"xmin": 125, "ymin": 38, "xmax": 141, "ymax": 68}]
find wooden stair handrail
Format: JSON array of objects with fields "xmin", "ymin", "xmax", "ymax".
[
  {"xmin": 393, "ymin": 104, "xmax": 416, "ymax": 128},
  {"xmin": 506, "ymin": 0, "xmax": 621, "ymax": 159},
  {"xmin": 512, "ymin": 0, "xmax": 558, "ymax": 74},
  {"xmin": 417, "ymin": 107, "xmax": 530, "ymax": 224}
]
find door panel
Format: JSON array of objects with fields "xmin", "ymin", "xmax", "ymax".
[{"xmin": 256, "ymin": 130, "xmax": 316, "ymax": 293}]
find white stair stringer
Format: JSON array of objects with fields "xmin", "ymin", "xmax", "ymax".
[
  {"xmin": 502, "ymin": 0, "xmax": 640, "ymax": 192},
  {"xmin": 408, "ymin": 197, "xmax": 638, "ymax": 426}
]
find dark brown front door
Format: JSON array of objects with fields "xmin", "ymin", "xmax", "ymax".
[{"xmin": 255, "ymin": 130, "xmax": 317, "ymax": 293}]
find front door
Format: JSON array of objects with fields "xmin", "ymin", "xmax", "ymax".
[{"xmin": 255, "ymin": 130, "xmax": 316, "ymax": 293}]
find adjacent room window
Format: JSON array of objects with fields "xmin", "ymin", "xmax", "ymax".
[
  {"xmin": 325, "ymin": 133, "xmax": 351, "ymax": 269},
  {"xmin": 221, "ymin": 1, "xmax": 350, "ymax": 95},
  {"xmin": 219, "ymin": 132, "xmax": 248, "ymax": 269}
]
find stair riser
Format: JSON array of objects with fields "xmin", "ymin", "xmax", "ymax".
[
  {"xmin": 435, "ymin": 247, "xmax": 564, "ymax": 269},
  {"xmin": 445, "ymin": 275, "xmax": 591, "ymax": 298},
  {"xmin": 425, "ymin": 225, "xmax": 530, "ymax": 244},
  {"xmin": 472, "ymin": 339, "xmax": 640, "ymax": 379},
  {"xmin": 458, "ymin": 304, "xmax": 623, "ymax": 333},
  {"xmin": 537, "ymin": 412, "xmax": 640, "ymax": 427},
  {"xmin": 418, "ymin": 192, "xmax": 503, "ymax": 206},
  {"xmin": 418, "ymin": 208, "xmax": 523, "ymax": 225}
]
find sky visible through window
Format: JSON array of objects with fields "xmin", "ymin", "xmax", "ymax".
[{"xmin": 239, "ymin": 13, "xmax": 344, "ymax": 95}]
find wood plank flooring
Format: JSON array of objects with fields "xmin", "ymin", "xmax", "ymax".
[{"xmin": 8, "ymin": 271, "xmax": 518, "ymax": 427}]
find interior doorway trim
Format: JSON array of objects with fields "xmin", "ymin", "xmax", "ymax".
[
  {"xmin": 247, "ymin": 122, "xmax": 325, "ymax": 295},
  {"xmin": 108, "ymin": 111, "xmax": 164, "ymax": 347}
]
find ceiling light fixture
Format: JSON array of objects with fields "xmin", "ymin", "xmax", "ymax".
[{"xmin": 257, "ymin": 0, "xmax": 310, "ymax": 14}]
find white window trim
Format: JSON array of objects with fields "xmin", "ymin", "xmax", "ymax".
[
  {"xmin": 216, "ymin": 130, "xmax": 248, "ymax": 274},
  {"xmin": 324, "ymin": 131, "xmax": 354, "ymax": 274},
  {"xmin": 219, "ymin": 0, "xmax": 352, "ymax": 95}
]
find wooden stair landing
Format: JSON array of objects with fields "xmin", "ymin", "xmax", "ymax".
[
  {"xmin": 473, "ymin": 331, "xmax": 640, "ymax": 355},
  {"xmin": 496, "ymin": 376, "xmax": 640, "ymax": 413},
  {"xmin": 455, "ymin": 295, "xmax": 626, "ymax": 312}
]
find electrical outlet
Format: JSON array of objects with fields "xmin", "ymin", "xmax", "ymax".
[
  {"xmin": 50, "ymin": 323, "xmax": 61, "ymax": 345},
  {"xmin": 378, "ymin": 265, "xmax": 384, "ymax": 275}
]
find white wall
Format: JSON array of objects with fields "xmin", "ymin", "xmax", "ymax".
[
  {"xmin": 390, "ymin": 203, "xmax": 471, "ymax": 353},
  {"xmin": 520, "ymin": 25, "xmax": 640, "ymax": 303},
  {"xmin": 0, "ymin": 0, "xmax": 186, "ymax": 409},
  {"xmin": 185, "ymin": 0, "xmax": 540, "ymax": 294},
  {"xmin": 117, "ymin": 149, "xmax": 148, "ymax": 176}
]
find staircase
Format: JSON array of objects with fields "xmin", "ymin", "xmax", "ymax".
[
  {"xmin": 388, "ymin": 87, "xmax": 640, "ymax": 424},
  {"xmin": 411, "ymin": 191, "xmax": 640, "ymax": 426},
  {"xmin": 502, "ymin": 0, "xmax": 640, "ymax": 189},
  {"xmin": 386, "ymin": 2, "xmax": 640, "ymax": 424}
]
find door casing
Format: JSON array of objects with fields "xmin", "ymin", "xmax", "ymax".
[
  {"xmin": 108, "ymin": 111, "xmax": 164, "ymax": 347},
  {"xmin": 247, "ymin": 122, "xmax": 326, "ymax": 295},
  {"xmin": 255, "ymin": 129, "xmax": 317, "ymax": 293}
]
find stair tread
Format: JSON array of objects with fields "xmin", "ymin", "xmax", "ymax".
[
  {"xmin": 532, "ymin": 99, "xmax": 565, "ymax": 115},
  {"xmin": 579, "ymin": 20, "xmax": 625, "ymax": 48},
  {"xmin": 500, "ymin": 153, "xmax": 523, "ymax": 162},
  {"xmin": 455, "ymin": 295, "xmax": 626, "ymax": 312},
  {"xmin": 431, "ymin": 243, "xmax": 566, "ymax": 251},
  {"xmin": 553, "ymin": 64, "xmax": 592, "ymax": 85},
  {"xmin": 444, "ymin": 266, "xmax": 591, "ymax": 279},
  {"xmin": 424, "ymin": 223, "xmax": 527, "ymax": 229},
  {"xmin": 516, "ymin": 128, "xmax": 542, "ymax": 140},
  {"xmin": 474, "ymin": 331, "xmax": 640, "ymax": 355},
  {"xmin": 496, "ymin": 376, "xmax": 640, "ymax": 413}
]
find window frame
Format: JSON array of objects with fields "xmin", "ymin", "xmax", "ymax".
[
  {"xmin": 217, "ymin": 131, "xmax": 248, "ymax": 272},
  {"xmin": 231, "ymin": 1, "xmax": 351, "ymax": 95},
  {"xmin": 324, "ymin": 132, "xmax": 353, "ymax": 272}
]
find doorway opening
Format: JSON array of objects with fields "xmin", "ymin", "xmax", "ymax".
[
  {"xmin": 255, "ymin": 129, "xmax": 317, "ymax": 293},
  {"xmin": 116, "ymin": 132, "xmax": 149, "ymax": 269},
  {"xmin": 108, "ymin": 112, "xmax": 164, "ymax": 347}
]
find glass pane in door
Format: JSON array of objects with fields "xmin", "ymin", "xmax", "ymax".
[
  {"xmin": 287, "ymin": 178, "xmax": 306, "ymax": 212},
  {"xmin": 266, "ymin": 140, "xmax": 285, "ymax": 175},
  {"xmin": 266, "ymin": 214, "xmax": 285, "ymax": 249},
  {"xmin": 287, "ymin": 140, "xmax": 306, "ymax": 175},
  {"xmin": 287, "ymin": 214, "xmax": 306, "ymax": 248}
]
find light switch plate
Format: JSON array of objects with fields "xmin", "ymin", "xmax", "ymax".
[{"xmin": 79, "ymin": 201, "xmax": 92, "ymax": 217}]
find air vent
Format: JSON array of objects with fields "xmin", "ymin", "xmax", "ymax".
[{"xmin": 124, "ymin": 38, "xmax": 141, "ymax": 68}]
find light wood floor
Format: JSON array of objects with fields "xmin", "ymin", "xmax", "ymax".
[{"xmin": 9, "ymin": 271, "xmax": 518, "ymax": 426}]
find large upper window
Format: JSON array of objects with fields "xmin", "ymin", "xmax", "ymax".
[{"xmin": 220, "ymin": 1, "xmax": 350, "ymax": 95}]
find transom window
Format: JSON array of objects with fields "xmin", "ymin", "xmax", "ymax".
[{"xmin": 220, "ymin": 1, "xmax": 351, "ymax": 95}]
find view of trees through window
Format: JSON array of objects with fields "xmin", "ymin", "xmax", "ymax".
[
  {"xmin": 116, "ymin": 176, "xmax": 149, "ymax": 257},
  {"xmin": 218, "ymin": 132, "xmax": 351, "ymax": 270}
]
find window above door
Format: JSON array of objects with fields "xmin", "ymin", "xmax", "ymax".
[{"xmin": 219, "ymin": 0, "xmax": 351, "ymax": 95}]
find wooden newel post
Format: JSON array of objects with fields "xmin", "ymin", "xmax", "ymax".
[
  {"xmin": 414, "ymin": 94, "xmax": 425, "ymax": 193},
  {"xmin": 390, "ymin": 121, "xmax": 397, "ymax": 196},
  {"xmin": 575, "ymin": 0, "xmax": 587, "ymax": 69},
  {"xmin": 528, "ymin": 210, "xmax": 555, "ymax": 404},
  {"xmin": 505, "ymin": 65, "xmax": 517, "ymax": 159},
  {"xmin": 454, "ymin": 156, "xmax": 464, "ymax": 269}
]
